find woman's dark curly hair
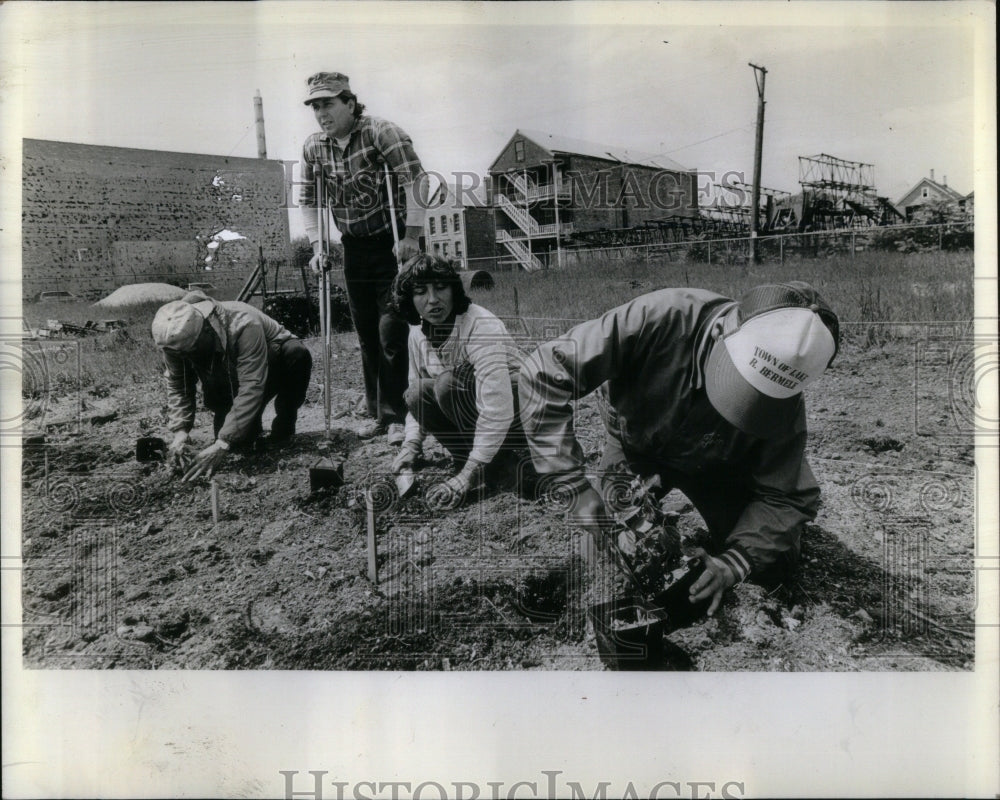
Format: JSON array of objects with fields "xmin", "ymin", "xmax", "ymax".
[{"xmin": 392, "ymin": 254, "xmax": 471, "ymax": 325}]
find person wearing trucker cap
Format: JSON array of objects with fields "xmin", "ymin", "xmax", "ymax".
[
  {"xmin": 518, "ymin": 282, "xmax": 839, "ymax": 616},
  {"xmin": 299, "ymin": 71, "xmax": 428, "ymax": 446},
  {"xmin": 151, "ymin": 291, "xmax": 312, "ymax": 481}
]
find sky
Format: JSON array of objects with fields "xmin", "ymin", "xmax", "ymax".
[{"xmin": 0, "ymin": 1, "xmax": 991, "ymax": 240}]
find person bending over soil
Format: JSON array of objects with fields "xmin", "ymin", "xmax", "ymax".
[
  {"xmin": 151, "ymin": 291, "xmax": 312, "ymax": 481},
  {"xmin": 518, "ymin": 282, "xmax": 840, "ymax": 616}
]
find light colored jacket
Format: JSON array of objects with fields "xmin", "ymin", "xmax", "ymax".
[
  {"xmin": 518, "ymin": 288, "xmax": 821, "ymax": 574},
  {"xmin": 403, "ymin": 303, "xmax": 519, "ymax": 465},
  {"xmin": 162, "ymin": 291, "xmax": 295, "ymax": 444}
]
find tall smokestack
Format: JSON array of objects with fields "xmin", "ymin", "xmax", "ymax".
[
  {"xmin": 254, "ymin": 90, "xmax": 267, "ymax": 159},
  {"xmin": 930, "ymin": 168, "xmax": 935, "ymax": 182},
  {"xmin": 943, "ymin": 175, "xmax": 948, "ymax": 187}
]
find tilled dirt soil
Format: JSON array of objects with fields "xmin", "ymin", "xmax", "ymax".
[{"xmin": 19, "ymin": 323, "xmax": 976, "ymax": 670}]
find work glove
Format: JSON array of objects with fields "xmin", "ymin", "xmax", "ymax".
[
  {"xmin": 182, "ymin": 440, "xmax": 229, "ymax": 482},
  {"xmin": 309, "ymin": 251, "xmax": 335, "ymax": 274},
  {"xmin": 392, "ymin": 443, "xmax": 419, "ymax": 474},
  {"xmin": 426, "ymin": 462, "xmax": 483, "ymax": 511},
  {"xmin": 309, "ymin": 237, "xmax": 336, "ymax": 274}
]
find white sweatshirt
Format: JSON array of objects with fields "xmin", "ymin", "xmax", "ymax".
[{"xmin": 403, "ymin": 303, "xmax": 520, "ymax": 465}]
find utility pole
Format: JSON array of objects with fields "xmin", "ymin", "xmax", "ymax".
[
  {"xmin": 548, "ymin": 159, "xmax": 563, "ymax": 269},
  {"xmin": 749, "ymin": 63, "xmax": 767, "ymax": 263},
  {"xmin": 254, "ymin": 89, "xmax": 267, "ymax": 159}
]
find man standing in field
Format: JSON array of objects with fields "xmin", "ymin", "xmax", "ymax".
[
  {"xmin": 299, "ymin": 71, "xmax": 428, "ymax": 445},
  {"xmin": 151, "ymin": 291, "xmax": 312, "ymax": 481},
  {"xmin": 518, "ymin": 282, "xmax": 839, "ymax": 615}
]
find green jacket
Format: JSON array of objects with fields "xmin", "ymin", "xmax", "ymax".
[
  {"xmin": 162, "ymin": 292, "xmax": 295, "ymax": 444},
  {"xmin": 518, "ymin": 288, "xmax": 822, "ymax": 575}
]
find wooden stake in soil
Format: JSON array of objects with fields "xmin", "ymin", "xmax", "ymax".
[
  {"xmin": 365, "ymin": 491, "xmax": 378, "ymax": 585},
  {"xmin": 210, "ymin": 479, "xmax": 220, "ymax": 525}
]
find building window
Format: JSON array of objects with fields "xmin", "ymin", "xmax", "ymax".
[
  {"xmin": 441, "ymin": 215, "xmax": 448, "ymax": 233},
  {"xmin": 433, "ymin": 243, "xmax": 440, "ymax": 255},
  {"xmin": 443, "ymin": 243, "xmax": 449, "ymax": 256},
  {"xmin": 429, "ymin": 218, "xmax": 436, "ymax": 235},
  {"xmin": 455, "ymin": 242, "xmax": 463, "ymax": 259},
  {"xmin": 921, "ymin": 188, "xmax": 929, "ymax": 198},
  {"xmin": 514, "ymin": 140, "xmax": 525, "ymax": 162},
  {"xmin": 453, "ymin": 213, "xmax": 461, "ymax": 232}
]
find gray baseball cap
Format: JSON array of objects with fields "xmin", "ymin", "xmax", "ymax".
[{"xmin": 303, "ymin": 72, "xmax": 351, "ymax": 105}]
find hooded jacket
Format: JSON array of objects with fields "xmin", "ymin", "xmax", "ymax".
[{"xmin": 161, "ymin": 291, "xmax": 295, "ymax": 444}]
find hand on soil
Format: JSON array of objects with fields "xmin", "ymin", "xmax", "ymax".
[
  {"xmin": 688, "ymin": 548, "xmax": 738, "ymax": 616},
  {"xmin": 426, "ymin": 474, "xmax": 470, "ymax": 510},
  {"xmin": 168, "ymin": 431, "xmax": 192, "ymax": 469},
  {"xmin": 182, "ymin": 441, "xmax": 229, "ymax": 482}
]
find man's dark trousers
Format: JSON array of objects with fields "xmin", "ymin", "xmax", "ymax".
[{"xmin": 342, "ymin": 233, "xmax": 409, "ymax": 425}]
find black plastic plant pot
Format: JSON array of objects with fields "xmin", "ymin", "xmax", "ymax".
[
  {"xmin": 650, "ymin": 557, "xmax": 713, "ymax": 630},
  {"xmin": 587, "ymin": 597, "xmax": 666, "ymax": 671},
  {"xmin": 135, "ymin": 437, "xmax": 165, "ymax": 462},
  {"xmin": 309, "ymin": 458, "xmax": 344, "ymax": 493}
]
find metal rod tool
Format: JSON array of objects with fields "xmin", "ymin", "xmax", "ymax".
[
  {"xmin": 365, "ymin": 491, "xmax": 379, "ymax": 585},
  {"xmin": 316, "ymin": 168, "xmax": 332, "ymax": 437},
  {"xmin": 384, "ymin": 162, "xmax": 403, "ymax": 272},
  {"xmin": 210, "ymin": 478, "xmax": 220, "ymax": 525}
]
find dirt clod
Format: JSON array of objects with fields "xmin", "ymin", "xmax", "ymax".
[{"xmin": 861, "ymin": 435, "xmax": 905, "ymax": 453}]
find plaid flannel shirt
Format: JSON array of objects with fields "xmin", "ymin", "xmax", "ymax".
[{"xmin": 299, "ymin": 115, "xmax": 424, "ymax": 240}]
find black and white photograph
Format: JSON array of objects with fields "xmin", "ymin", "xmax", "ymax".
[{"xmin": 2, "ymin": 2, "xmax": 997, "ymax": 798}]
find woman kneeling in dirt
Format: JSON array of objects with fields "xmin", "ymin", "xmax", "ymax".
[{"xmin": 391, "ymin": 255, "xmax": 527, "ymax": 509}]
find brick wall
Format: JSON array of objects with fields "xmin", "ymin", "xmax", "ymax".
[
  {"xmin": 563, "ymin": 154, "xmax": 698, "ymax": 231},
  {"xmin": 22, "ymin": 139, "xmax": 291, "ymax": 300},
  {"xmin": 109, "ymin": 240, "xmax": 255, "ymax": 298}
]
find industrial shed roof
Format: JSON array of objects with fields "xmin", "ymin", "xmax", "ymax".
[{"xmin": 515, "ymin": 129, "xmax": 692, "ymax": 172}]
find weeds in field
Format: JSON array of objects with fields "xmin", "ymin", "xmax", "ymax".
[
  {"xmin": 856, "ymin": 281, "xmax": 892, "ymax": 348},
  {"xmin": 23, "ymin": 300, "xmax": 165, "ymax": 391},
  {"xmin": 19, "ymin": 249, "xmax": 972, "ymax": 395},
  {"xmin": 474, "ymin": 250, "xmax": 973, "ymax": 330}
]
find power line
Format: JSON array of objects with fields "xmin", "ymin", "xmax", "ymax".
[
  {"xmin": 662, "ymin": 125, "xmax": 754, "ymax": 155},
  {"xmin": 226, "ymin": 124, "xmax": 253, "ymax": 158}
]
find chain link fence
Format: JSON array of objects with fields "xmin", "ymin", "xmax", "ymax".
[{"xmin": 467, "ymin": 222, "xmax": 974, "ymax": 273}]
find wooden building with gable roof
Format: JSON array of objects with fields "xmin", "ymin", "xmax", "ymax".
[
  {"xmin": 487, "ymin": 129, "xmax": 697, "ymax": 270},
  {"xmin": 896, "ymin": 170, "xmax": 968, "ymax": 221}
]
